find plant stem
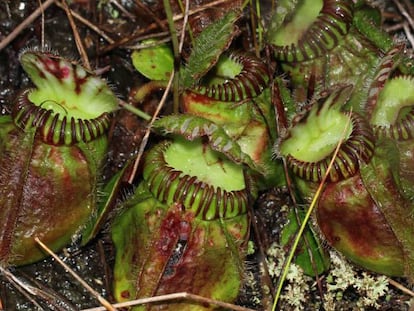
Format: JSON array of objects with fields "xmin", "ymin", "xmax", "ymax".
[
  {"xmin": 118, "ymin": 100, "xmax": 151, "ymax": 121},
  {"xmin": 272, "ymin": 116, "xmax": 351, "ymax": 310},
  {"xmin": 163, "ymin": 0, "xmax": 180, "ymax": 112}
]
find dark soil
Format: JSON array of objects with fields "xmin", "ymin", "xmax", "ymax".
[{"xmin": 0, "ymin": 1, "xmax": 413, "ymax": 310}]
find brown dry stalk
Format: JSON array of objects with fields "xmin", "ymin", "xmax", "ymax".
[
  {"xmin": 127, "ymin": 71, "xmax": 175, "ymax": 183},
  {"xmin": 393, "ymin": 0, "xmax": 414, "ymax": 30},
  {"xmin": 58, "ymin": 0, "xmax": 91, "ymax": 70},
  {"xmin": 0, "ymin": 267, "xmax": 44, "ymax": 309},
  {"xmin": 388, "ymin": 278, "xmax": 414, "ymax": 297},
  {"xmin": 109, "ymin": 0, "xmax": 135, "ymax": 20},
  {"xmin": 0, "ymin": 0, "xmax": 55, "ymax": 51},
  {"xmin": 81, "ymin": 292, "xmax": 256, "ymax": 311},
  {"xmin": 101, "ymin": 0, "xmax": 235, "ymax": 52},
  {"xmin": 35, "ymin": 238, "xmax": 118, "ymax": 311},
  {"xmin": 53, "ymin": 0, "xmax": 115, "ymax": 44},
  {"xmin": 393, "ymin": 0, "xmax": 414, "ymax": 47}
]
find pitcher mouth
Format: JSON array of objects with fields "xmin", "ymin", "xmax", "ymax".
[
  {"xmin": 280, "ymin": 86, "xmax": 375, "ymax": 182},
  {"xmin": 283, "ymin": 112, "xmax": 375, "ymax": 182},
  {"xmin": 193, "ymin": 52, "xmax": 271, "ymax": 102},
  {"xmin": 269, "ymin": 0, "xmax": 353, "ymax": 62},
  {"xmin": 143, "ymin": 140, "xmax": 252, "ymax": 220},
  {"xmin": 368, "ymin": 75, "xmax": 414, "ymax": 141},
  {"xmin": 13, "ymin": 89, "xmax": 113, "ymax": 145},
  {"xmin": 13, "ymin": 50, "xmax": 118, "ymax": 145}
]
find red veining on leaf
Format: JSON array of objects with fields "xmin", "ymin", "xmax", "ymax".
[
  {"xmin": 317, "ymin": 174, "xmax": 404, "ymax": 274},
  {"xmin": 40, "ymin": 56, "xmax": 70, "ymax": 81},
  {"xmin": 120, "ymin": 290, "xmax": 130, "ymax": 299},
  {"xmin": 183, "ymin": 91, "xmax": 213, "ymax": 110},
  {"xmin": 155, "ymin": 206, "xmax": 185, "ymax": 258},
  {"xmin": 73, "ymin": 68, "xmax": 88, "ymax": 95},
  {"xmin": 0, "ymin": 129, "xmax": 93, "ymax": 265},
  {"xmin": 0, "ymin": 130, "xmax": 31, "ymax": 264}
]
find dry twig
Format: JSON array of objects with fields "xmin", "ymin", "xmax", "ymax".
[
  {"xmin": 35, "ymin": 238, "xmax": 117, "ymax": 311},
  {"xmin": 0, "ymin": 0, "xmax": 55, "ymax": 51},
  {"xmin": 81, "ymin": 292, "xmax": 256, "ymax": 311}
]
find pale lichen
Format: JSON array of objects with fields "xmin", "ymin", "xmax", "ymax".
[
  {"xmin": 265, "ymin": 242, "xmax": 311, "ymax": 310},
  {"xmin": 265, "ymin": 243, "xmax": 391, "ymax": 310},
  {"xmin": 324, "ymin": 250, "xmax": 390, "ymax": 309}
]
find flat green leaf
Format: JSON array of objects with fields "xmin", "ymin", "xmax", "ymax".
[
  {"xmin": 281, "ymin": 208, "xmax": 330, "ymax": 276},
  {"xmin": 131, "ymin": 41, "xmax": 174, "ymax": 81}
]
